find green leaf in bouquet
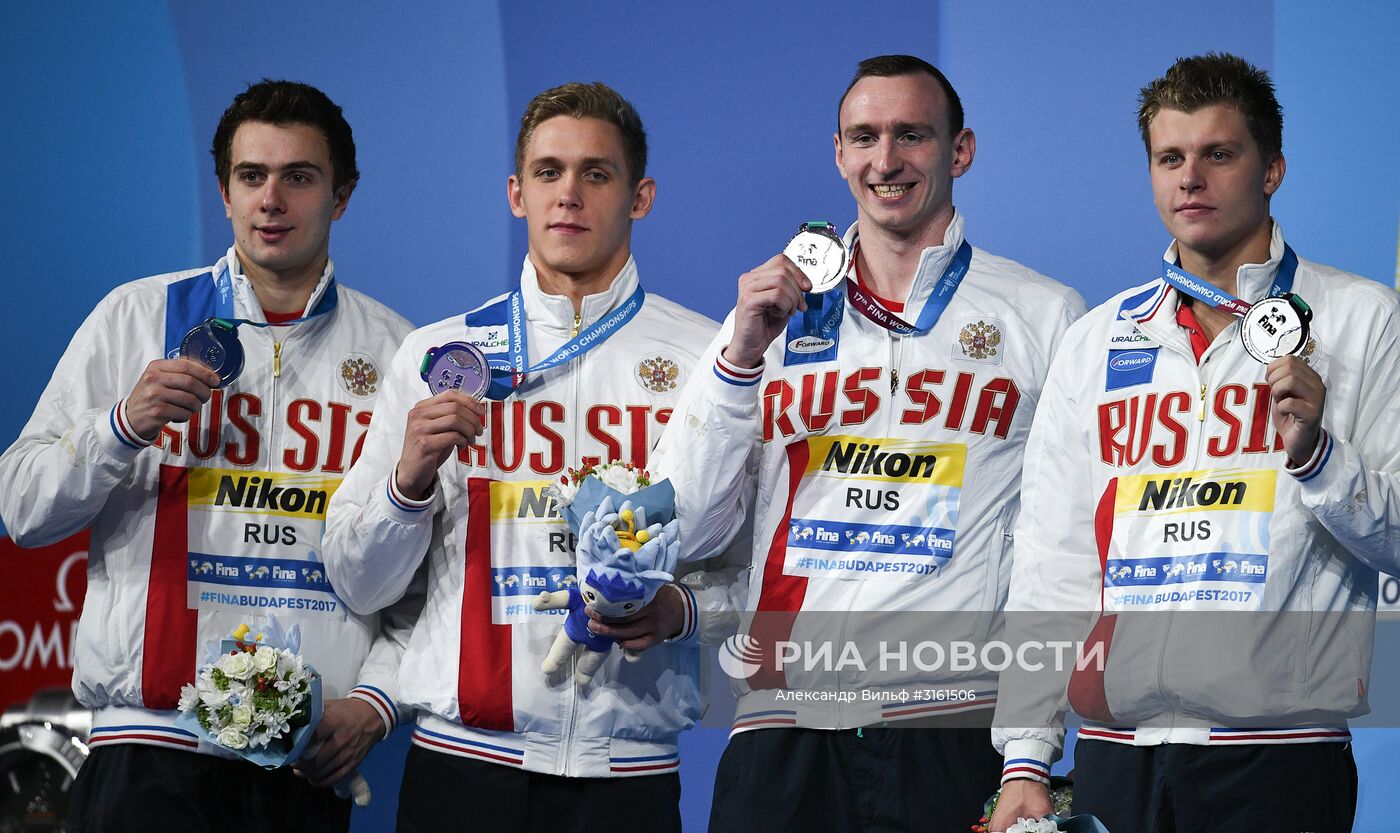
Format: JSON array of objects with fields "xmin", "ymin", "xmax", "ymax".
[{"xmin": 251, "ymin": 686, "xmax": 279, "ymax": 713}]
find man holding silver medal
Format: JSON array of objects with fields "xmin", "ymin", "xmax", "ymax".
[
  {"xmin": 0, "ymin": 81, "xmax": 414, "ymax": 831},
  {"xmin": 324, "ymin": 82, "xmax": 723, "ymax": 832},
  {"xmin": 652, "ymin": 55, "xmax": 1085, "ymax": 831},
  {"xmin": 990, "ymin": 54, "xmax": 1400, "ymax": 832}
]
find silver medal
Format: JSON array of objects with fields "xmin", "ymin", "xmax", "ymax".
[
  {"xmin": 783, "ymin": 222, "xmax": 851, "ymax": 294},
  {"xmin": 1240, "ymin": 294, "xmax": 1311, "ymax": 363},
  {"xmin": 178, "ymin": 319, "xmax": 244, "ymax": 388},
  {"xmin": 420, "ymin": 341, "xmax": 492, "ymax": 398}
]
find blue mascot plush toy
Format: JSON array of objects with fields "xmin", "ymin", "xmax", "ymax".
[{"xmin": 534, "ymin": 495, "xmax": 680, "ymax": 685}]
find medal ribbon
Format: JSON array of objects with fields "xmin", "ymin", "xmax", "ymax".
[
  {"xmin": 471, "ymin": 285, "xmax": 646, "ymax": 399},
  {"xmin": 792, "ymin": 288, "xmax": 847, "ymax": 343},
  {"xmin": 1159, "ymin": 244, "xmax": 1298, "ymax": 316},
  {"xmin": 844, "ymin": 238, "xmax": 973, "ymax": 336},
  {"xmin": 210, "ymin": 263, "xmax": 339, "ymax": 329}
]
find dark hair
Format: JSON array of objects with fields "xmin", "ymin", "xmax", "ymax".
[
  {"xmin": 1138, "ymin": 53, "xmax": 1283, "ymax": 159},
  {"xmin": 515, "ymin": 82, "xmax": 648, "ymax": 184},
  {"xmin": 838, "ymin": 54, "xmax": 965, "ymax": 135},
  {"xmin": 212, "ymin": 80, "xmax": 358, "ymax": 192}
]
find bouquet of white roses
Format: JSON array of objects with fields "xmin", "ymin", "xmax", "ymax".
[
  {"xmin": 550, "ymin": 460, "xmax": 676, "ymax": 534},
  {"xmin": 551, "ymin": 460, "xmax": 666, "ymax": 525},
  {"xmin": 176, "ymin": 621, "xmax": 372, "ymax": 805},
  {"xmin": 177, "ymin": 623, "xmax": 321, "ymax": 762}
]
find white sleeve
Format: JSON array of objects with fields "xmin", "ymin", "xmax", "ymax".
[
  {"xmin": 992, "ymin": 342, "xmax": 1101, "ymax": 783},
  {"xmin": 0, "ymin": 288, "xmax": 151, "ymax": 546},
  {"xmin": 1287, "ymin": 291, "xmax": 1400, "ymax": 575},
  {"xmin": 347, "ymin": 561, "xmax": 426, "ymax": 738},
  {"xmin": 324, "ymin": 336, "xmax": 438, "ymax": 615},
  {"xmin": 650, "ymin": 314, "xmax": 763, "ymax": 565},
  {"xmin": 670, "ymin": 515, "xmax": 753, "ymax": 646}
]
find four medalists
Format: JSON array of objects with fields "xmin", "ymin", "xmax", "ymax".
[{"xmin": 0, "ymin": 49, "xmax": 1394, "ymax": 833}]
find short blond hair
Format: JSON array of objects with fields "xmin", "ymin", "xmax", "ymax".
[{"xmin": 514, "ymin": 82, "xmax": 647, "ymax": 184}]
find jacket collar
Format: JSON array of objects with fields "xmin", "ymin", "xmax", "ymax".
[
  {"xmin": 218, "ymin": 245, "xmax": 337, "ymax": 324},
  {"xmin": 1125, "ymin": 220, "xmax": 1288, "ymax": 346},
  {"xmin": 843, "ymin": 209, "xmax": 968, "ymax": 311},
  {"xmin": 518, "ymin": 254, "xmax": 641, "ymax": 334}
]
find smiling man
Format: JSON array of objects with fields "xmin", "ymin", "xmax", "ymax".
[
  {"xmin": 990, "ymin": 53, "xmax": 1400, "ymax": 832},
  {"xmin": 0, "ymin": 81, "xmax": 414, "ymax": 832},
  {"xmin": 650, "ymin": 54, "xmax": 1085, "ymax": 832},
  {"xmin": 323, "ymin": 82, "xmax": 720, "ymax": 832}
]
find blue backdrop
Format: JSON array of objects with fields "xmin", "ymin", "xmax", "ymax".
[{"xmin": 2, "ymin": 2, "xmax": 1397, "ymax": 829}]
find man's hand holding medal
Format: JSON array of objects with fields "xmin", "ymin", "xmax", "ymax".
[
  {"xmin": 1242, "ymin": 293, "xmax": 1325, "ymax": 466},
  {"xmin": 723, "ymin": 222, "xmax": 852, "ymax": 369},
  {"xmin": 1161, "ymin": 252, "xmax": 1324, "ymax": 465},
  {"xmin": 393, "ymin": 343, "xmax": 491, "ymax": 501},
  {"xmin": 1267, "ymin": 354, "xmax": 1326, "ymax": 466},
  {"xmin": 122, "ymin": 357, "xmax": 222, "ymax": 442}
]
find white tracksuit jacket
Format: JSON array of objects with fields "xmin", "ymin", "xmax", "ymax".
[
  {"xmin": 0, "ymin": 247, "xmax": 414, "ymax": 753},
  {"xmin": 993, "ymin": 224, "xmax": 1400, "ymax": 785},
  {"xmin": 652, "ymin": 212, "xmax": 1086, "ymax": 731},
  {"xmin": 322, "ymin": 257, "xmax": 722, "ymax": 778}
]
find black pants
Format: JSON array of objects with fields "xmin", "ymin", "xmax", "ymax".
[
  {"xmin": 1072, "ymin": 739, "xmax": 1358, "ymax": 833},
  {"xmin": 68, "ymin": 744, "xmax": 351, "ymax": 833},
  {"xmin": 708, "ymin": 727, "xmax": 1002, "ymax": 833},
  {"xmin": 396, "ymin": 745, "xmax": 681, "ymax": 833}
]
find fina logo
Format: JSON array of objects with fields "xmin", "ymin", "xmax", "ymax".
[
  {"xmin": 788, "ymin": 336, "xmax": 835, "ymax": 354},
  {"xmin": 1109, "ymin": 351, "xmax": 1155, "ymax": 372},
  {"xmin": 717, "ymin": 633, "xmax": 763, "ymax": 679}
]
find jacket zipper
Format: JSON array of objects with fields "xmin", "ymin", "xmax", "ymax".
[
  {"xmin": 1158, "ymin": 359, "xmax": 1208, "ymax": 733},
  {"xmin": 561, "ymin": 334, "xmax": 584, "ymax": 775},
  {"xmin": 888, "ymin": 333, "xmax": 903, "ymax": 395},
  {"xmin": 266, "ymin": 331, "xmax": 283, "ymax": 462},
  {"xmin": 840, "ymin": 337, "xmax": 902, "ymax": 727},
  {"xmin": 1146, "ymin": 328, "xmax": 1206, "ymax": 734}
]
